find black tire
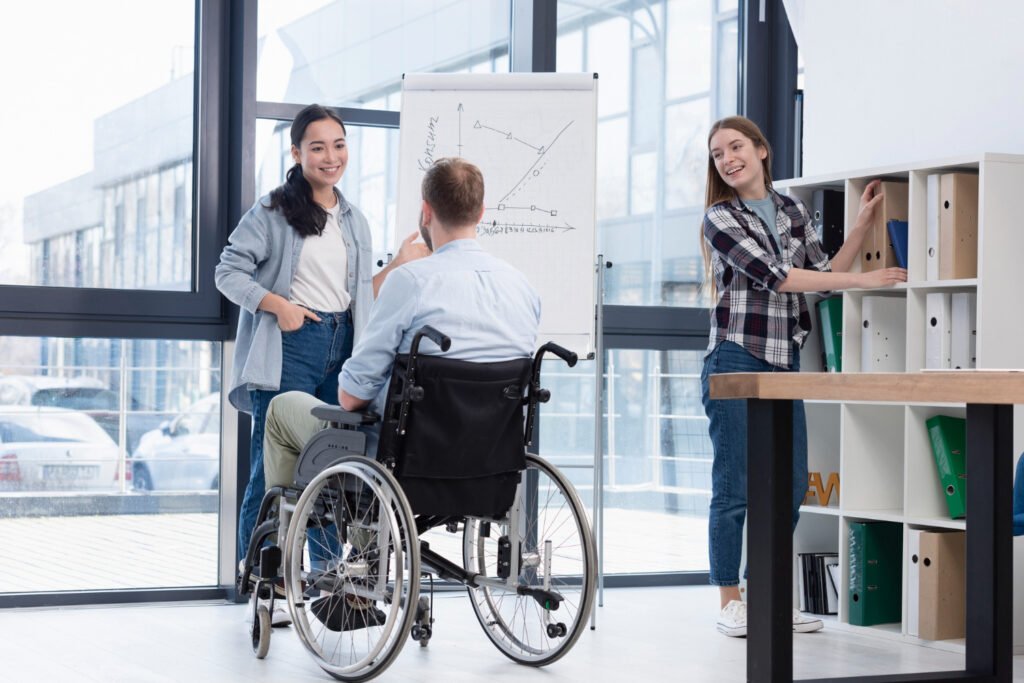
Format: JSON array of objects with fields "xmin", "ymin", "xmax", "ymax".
[{"xmin": 132, "ymin": 463, "xmax": 153, "ymax": 491}]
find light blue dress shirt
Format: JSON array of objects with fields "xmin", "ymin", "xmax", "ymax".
[{"xmin": 340, "ymin": 238, "xmax": 541, "ymax": 412}]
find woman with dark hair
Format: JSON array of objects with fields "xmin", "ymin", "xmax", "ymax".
[
  {"xmin": 699, "ymin": 116, "xmax": 906, "ymax": 637},
  {"xmin": 216, "ymin": 104, "xmax": 426, "ymax": 610}
]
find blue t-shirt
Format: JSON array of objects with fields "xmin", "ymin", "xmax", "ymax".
[{"xmin": 744, "ymin": 196, "xmax": 781, "ymax": 252}]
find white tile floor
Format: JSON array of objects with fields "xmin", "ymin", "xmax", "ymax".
[{"xmin": 1, "ymin": 585, "xmax": 1022, "ymax": 682}]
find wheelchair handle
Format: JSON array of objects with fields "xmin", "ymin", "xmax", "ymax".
[
  {"xmin": 411, "ymin": 325, "xmax": 452, "ymax": 355},
  {"xmin": 537, "ymin": 342, "xmax": 578, "ymax": 367}
]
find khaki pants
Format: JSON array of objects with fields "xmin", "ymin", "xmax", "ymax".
[{"xmin": 263, "ymin": 391, "xmax": 330, "ymax": 491}]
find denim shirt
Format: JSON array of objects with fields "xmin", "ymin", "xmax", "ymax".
[
  {"xmin": 216, "ymin": 191, "xmax": 373, "ymax": 413},
  {"xmin": 340, "ymin": 239, "xmax": 541, "ymax": 414}
]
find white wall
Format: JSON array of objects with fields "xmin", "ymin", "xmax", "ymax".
[{"xmin": 784, "ymin": 0, "xmax": 1024, "ymax": 177}]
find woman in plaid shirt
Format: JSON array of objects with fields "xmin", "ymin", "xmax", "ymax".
[{"xmin": 699, "ymin": 116, "xmax": 906, "ymax": 637}]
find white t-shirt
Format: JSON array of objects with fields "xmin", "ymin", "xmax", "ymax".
[{"xmin": 289, "ymin": 202, "xmax": 351, "ymax": 312}]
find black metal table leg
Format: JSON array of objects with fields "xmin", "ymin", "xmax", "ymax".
[
  {"xmin": 747, "ymin": 397, "xmax": 794, "ymax": 683},
  {"xmin": 965, "ymin": 403, "xmax": 1013, "ymax": 683}
]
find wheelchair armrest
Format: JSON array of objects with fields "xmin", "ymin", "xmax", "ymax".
[{"xmin": 311, "ymin": 405, "xmax": 380, "ymax": 426}]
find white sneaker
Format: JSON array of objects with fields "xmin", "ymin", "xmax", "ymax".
[
  {"xmin": 247, "ymin": 594, "xmax": 292, "ymax": 627},
  {"xmin": 717, "ymin": 599, "xmax": 747, "ymax": 637},
  {"xmin": 792, "ymin": 609, "xmax": 823, "ymax": 633}
]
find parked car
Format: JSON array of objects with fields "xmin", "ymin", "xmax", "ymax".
[
  {"xmin": 0, "ymin": 406, "xmax": 124, "ymax": 492},
  {"xmin": 0, "ymin": 375, "xmax": 166, "ymax": 454},
  {"xmin": 130, "ymin": 394, "xmax": 220, "ymax": 491}
]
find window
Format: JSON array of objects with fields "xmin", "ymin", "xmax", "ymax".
[
  {"xmin": 0, "ymin": 336, "xmax": 221, "ymax": 592},
  {"xmin": 256, "ymin": 1, "xmax": 511, "ymax": 111},
  {"xmin": 0, "ymin": 2, "xmax": 196, "ymax": 291}
]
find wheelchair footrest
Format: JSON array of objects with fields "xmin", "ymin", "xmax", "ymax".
[{"xmin": 517, "ymin": 585, "xmax": 563, "ymax": 611}]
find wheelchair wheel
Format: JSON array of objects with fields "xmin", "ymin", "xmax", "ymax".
[
  {"xmin": 282, "ymin": 456, "xmax": 420, "ymax": 682},
  {"xmin": 463, "ymin": 453, "xmax": 597, "ymax": 666},
  {"xmin": 252, "ymin": 604, "xmax": 271, "ymax": 659}
]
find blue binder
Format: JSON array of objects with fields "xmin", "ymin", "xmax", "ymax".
[{"xmin": 886, "ymin": 219, "xmax": 909, "ymax": 269}]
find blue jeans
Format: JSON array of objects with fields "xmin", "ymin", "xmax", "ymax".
[
  {"xmin": 701, "ymin": 341, "xmax": 808, "ymax": 586},
  {"xmin": 238, "ymin": 310, "xmax": 354, "ymax": 561}
]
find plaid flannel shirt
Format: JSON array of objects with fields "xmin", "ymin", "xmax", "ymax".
[{"xmin": 703, "ymin": 190, "xmax": 830, "ymax": 369}]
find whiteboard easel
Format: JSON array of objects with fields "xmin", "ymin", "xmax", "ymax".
[{"xmin": 395, "ymin": 72, "xmax": 598, "ymax": 358}]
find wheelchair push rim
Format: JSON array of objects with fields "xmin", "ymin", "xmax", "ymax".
[
  {"xmin": 463, "ymin": 452, "xmax": 597, "ymax": 666},
  {"xmin": 283, "ymin": 456, "xmax": 420, "ymax": 682}
]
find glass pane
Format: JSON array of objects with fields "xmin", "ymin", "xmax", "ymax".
[
  {"xmin": 716, "ymin": 18, "xmax": 739, "ymax": 117},
  {"xmin": 540, "ymin": 348, "xmax": 712, "ymax": 574},
  {"xmin": 254, "ymin": 120, "xmax": 402, "ymax": 268},
  {"xmin": 666, "ymin": 0, "xmax": 712, "ymax": 100},
  {"xmin": 0, "ymin": 336, "xmax": 222, "ymax": 592},
  {"xmin": 0, "ymin": 3, "xmax": 195, "ymax": 290},
  {"xmin": 558, "ymin": 0, "xmax": 739, "ymax": 305},
  {"xmin": 257, "ymin": 0, "xmax": 511, "ymax": 110}
]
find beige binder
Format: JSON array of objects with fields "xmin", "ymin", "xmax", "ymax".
[
  {"xmin": 918, "ymin": 530, "xmax": 966, "ymax": 641},
  {"xmin": 938, "ymin": 173, "xmax": 978, "ymax": 279},
  {"xmin": 861, "ymin": 180, "xmax": 908, "ymax": 272}
]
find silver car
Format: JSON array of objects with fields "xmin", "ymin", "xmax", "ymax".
[
  {"xmin": 130, "ymin": 394, "xmax": 220, "ymax": 491},
  {"xmin": 0, "ymin": 406, "xmax": 122, "ymax": 492}
]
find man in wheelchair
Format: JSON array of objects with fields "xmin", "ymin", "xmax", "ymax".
[{"xmin": 239, "ymin": 157, "xmax": 595, "ymax": 679}]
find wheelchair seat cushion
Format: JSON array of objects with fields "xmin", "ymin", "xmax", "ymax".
[{"xmin": 378, "ymin": 355, "xmax": 532, "ymax": 517}]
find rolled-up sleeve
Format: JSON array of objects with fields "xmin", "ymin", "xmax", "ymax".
[
  {"xmin": 215, "ymin": 209, "xmax": 272, "ymax": 314},
  {"xmin": 703, "ymin": 206, "xmax": 790, "ymax": 292},
  {"xmin": 340, "ymin": 268, "xmax": 419, "ymax": 401}
]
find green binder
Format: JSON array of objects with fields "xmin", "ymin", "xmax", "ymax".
[
  {"xmin": 926, "ymin": 415, "xmax": 967, "ymax": 519},
  {"xmin": 848, "ymin": 521, "xmax": 902, "ymax": 626},
  {"xmin": 816, "ymin": 297, "xmax": 843, "ymax": 372}
]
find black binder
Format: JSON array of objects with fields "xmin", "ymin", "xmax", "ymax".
[{"xmin": 812, "ymin": 189, "xmax": 845, "ymax": 259}]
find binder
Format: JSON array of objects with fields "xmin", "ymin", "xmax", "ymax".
[
  {"xmin": 925, "ymin": 292, "xmax": 952, "ymax": 369},
  {"xmin": 861, "ymin": 180, "xmax": 908, "ymax": 272},
  {"xmin": 816, "ymin": 296, "xmax": 843, "ymax": 372},
  {"xmin": 918, "ymin": 530, "xmax": 966, "ymax": 640},
  {"xmin": 812, "ymin": 188, "xmax": 845, "ymax": 259},
  {"xmin": 886, "ymin": 219, "xmax": 909, "ymax": 269},
  {"xmin": 906, "ymin": 528, "xmax": 922, "ymax": 637},
  {"xmin": 861, "ymin": 296, "xmax": 906, "ymax": 372},
  {"xmin": 824, "ymin": 560, "xmax": 840, "ymax": 615},
  {"xmin": 848, "ymin": 521, "xmax": 903, "ymax": 626},
  {"xmin": 950, "ymin": 292, "xmax": 977, "ymax": 369},
  {"xmin": 926, "ymin": 174, "xmax": 941, "ymax": 280},
  {"xmin": 938, "ymin": 173, "xmax": 979, "ymax": 279},
  {"xmin": 925, "ymin": 415, "xmax": 967, "ymax": 519}
]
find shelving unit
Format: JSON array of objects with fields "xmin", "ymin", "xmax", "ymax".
[{"xmin": 777, "ymin": 153, "xmax": 1024, "ymax": 653}]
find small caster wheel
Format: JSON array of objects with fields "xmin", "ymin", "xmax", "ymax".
[
  {"xmin": 411, "ymin": 625, "xmax": 422, "ymax": 641},
  {"xmin": 546, "ymin": 622, "xmax": 567, "ymax": 638},
  {"xmin": 418, "ymin": 625, "xmax": 432, "ymax": 647},
  {"xmin": 252, "ymin": 605, "xmax": 271, "ymax": 659}
]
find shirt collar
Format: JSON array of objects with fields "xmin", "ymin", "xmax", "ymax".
[
  {"xmin": 433, "ymin": 238, "xmax": 483, "ymax": 255},
  {"xmin": 729, "ymin": 188, "xmax": 783, "ymax": 212}
]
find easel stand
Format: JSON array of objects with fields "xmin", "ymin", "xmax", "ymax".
[{"xmin": 590, "ymin": 254, "xmax": 608, "ymax": 629}]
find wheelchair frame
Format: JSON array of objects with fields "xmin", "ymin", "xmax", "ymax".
[{"xmin": 238, "ymin": 327, "xmax": 597, "ymax": 681}]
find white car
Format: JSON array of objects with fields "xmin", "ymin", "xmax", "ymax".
[
  {"xmin": 0, "ymin": 406, "xmax": 123, "ymax": 492},
  {"xmin": 130, "ymin": 394, "xmax": 220, "ymax": 491}
]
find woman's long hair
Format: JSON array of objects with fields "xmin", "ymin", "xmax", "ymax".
[
  {"xmin": 699, "ymin": 116, "xmax": 773, "ymax": 304},
  {"xmin": 266, "ymin": 104, "xmax": 347, "ymax": 238}
]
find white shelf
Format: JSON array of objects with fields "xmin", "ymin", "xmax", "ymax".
[
  {"xmin": 800, "ymin": 504, "xmax": 841, "ymax": 517},
  {"xmin": 784, "ymin": 153, "xmax": 1024, "ymax": 651}
]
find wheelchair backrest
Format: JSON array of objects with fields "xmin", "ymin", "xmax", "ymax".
[{"xmin": 377, "ymin": 354, "xmax": 532, "ymax": 517}]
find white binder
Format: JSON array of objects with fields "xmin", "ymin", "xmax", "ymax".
[
  {"xmin": 925, "ymin": 292, "xmax": 952, "ymax": 369},
  {"xmin": 861, "ymin": 296, "xmax": 907, "ymax": 371},
  {"xmin": 926, "ymin": 174, "xmax": 941, "ymax": 280},
  {"xmin": 907, "ymin": 528, "xmax": 922, "ymax": 637},
  {"xmin": 951, "ymin": 292, "xmax": 977, "ymax": 369}
]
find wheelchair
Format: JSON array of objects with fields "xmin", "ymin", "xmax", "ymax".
[{"xmin": 238, "ymin": 326, "xmax": 597, "ymax": 681}]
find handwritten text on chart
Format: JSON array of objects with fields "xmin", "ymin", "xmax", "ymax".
[
  {"xmin": 477, "ymin": 221, "xmax": 576, "ymax": 237},
  {"xmin": 417, "ymin": 116, "xmax": 441, "ymax": 172}
]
